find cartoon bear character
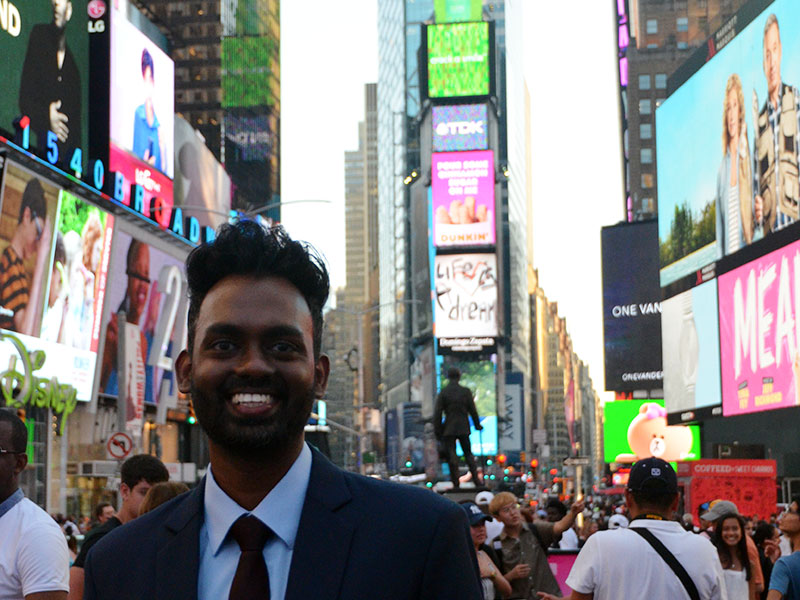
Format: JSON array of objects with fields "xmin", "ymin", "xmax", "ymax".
[{"xmin": 614, "ymin": 403, "xmax": 694, "ymax": 463}]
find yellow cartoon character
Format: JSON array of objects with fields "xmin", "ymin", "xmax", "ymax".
[{"xmin": 615, "ymin": 403, "xmax": 694, "ymax": 463}]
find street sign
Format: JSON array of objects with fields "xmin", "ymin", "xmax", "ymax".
[
  {"xmin": 532, "ymin": 429, "xmax": 548, "ymax": 445},
  {"xmin": 563, "ymin": 456, "xmax": 591, "ymax": 467},
  {"xmin": 107, "ymin": 432, "xmax": 133, "ymax": 461}
]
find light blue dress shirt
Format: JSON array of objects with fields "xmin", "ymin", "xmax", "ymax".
[{"xmin": 198, "ymin": 443, "xmax": 312, "ymax": 600}]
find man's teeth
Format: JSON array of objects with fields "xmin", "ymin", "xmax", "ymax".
[{"xmin": 231, "ymin": 394, "xmax": 273, "ymax": 406}]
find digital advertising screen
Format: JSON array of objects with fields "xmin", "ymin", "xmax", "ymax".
[
  {"xmin": 434, "ymin": 253, "xmax": 498, "ymax": 339},
  {"xmin": 108, "ymin": 5, "xmax": 174, "ymax": 221},
  {"xmin": 661, "ymin": 279, "xmax": 722, "ymax": 419},
  {"xmin": 719, "ymin": 238, "xmax": 800, "ymax": 416},
  {"xmin": 221, "ymin": 36, "xmax": 278, "ymax": 109},
  {"xmin": 657, "ymin": 0, "xmax": 800, "ymax": 288},
  {"xmin": 601, "ymin": 221, "xmax": 663, "ymax": 391},
  {"xmin": 0, "ymin": 161, "xmax": 113, "ymax": 401},
  {"xmin": 432, "ymin": 104, "xmax": 488, "ymax": 152},
  {"xmin": 438, "ymin": 357, "xmax": 498, "ymax": 456},
  {"xmin": 0, "ymin": 0, "xmax": 89, "ymax": 161},
  {"xmin": 426, "ymin": 21, "xmax": 490, "ymax": 99},
  {"xmin": 174, "ymin": 116, "xmax": 231, "ymax": 232},
  {"xmin": 98, "ymin": 231, "xmax": 186, "ymax": 413},
  {"xmin": 432, "ymin": 150, "xmax": 495, "ymax": 247},
  {"xmin": 603, "ymin": 399, "xmax": 700, "ymax": 465}
]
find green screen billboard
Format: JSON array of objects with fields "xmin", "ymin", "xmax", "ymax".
[
  {"xmin": 427, "ymin": 22, "xmax": 490, "ymax": 99},
  {"xmin": 603, "ymin": 399, "xmax": 700, "ymax": 465}
]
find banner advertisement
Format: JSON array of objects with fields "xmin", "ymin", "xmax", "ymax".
[
  {"xmin": 719, "ymin": 238, "xmax": 800, "ymax": 416},
  {"xmin": 601, "ymin": 221, "xmax": 663, "ymax": 390},
  {"xmin": 0, "ymin": 161, "xmax": 113, "ymax": 400},
  {"xmin": 0, "ymin": 0, "xmax": 89, "ymax": 161},
  {"xmin": 98, "ymin": 231, "xmax": 186, "ymax": 406},
  {"xmin": 661, "ymin": 279, "xmax": 722, "ymax": 417},
  {"xmin": 603, "ymin": 399, "xmax": 700, "ymax": 465},
  {"xmin": 432, "ymin": 150, "xmax": 495, "ymax": 247},
  {"xmin": 439, "ymin": 357, "xmax": 497, "ymax": 456},
  {"xmin": 434, "ymin": 253, "xmax": 498, "ymax": 339},
  {"xmin": 432, "ymin": 104, "xmax": 488, "ymax": 152},
  {"xmin": 657, "ymin": 0, "xmax": 800, "ymax": 287},
  {"xmin": 427, "ymin": 21, "xmax": 490, "ymax": 99},
  {"xmin": 122, "ymin": 320, "xmax": 145, "ymax": 438},
  {"xmin": 498, "ymin": 372, "xmax": 523, "ymax": 453}
]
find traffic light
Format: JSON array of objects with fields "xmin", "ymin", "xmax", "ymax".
[
  {"xmin": 497, "ymin": 454, "xmax": 507, "ymax": 465},
  {"xmin": 549, "ymin": 468, "xmax": 558, "ymax": 476},
  {"xmin": 520, "ymin": 451, "xmax": 526, "ymax": 464},
  {"xmin": 530, "ymin": 458, "xmax": 539, "ymax": 469}
]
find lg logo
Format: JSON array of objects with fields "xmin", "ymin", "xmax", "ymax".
[{"xmin": 435, "ymin": 120, "xmax": 485, "ymax": 136}]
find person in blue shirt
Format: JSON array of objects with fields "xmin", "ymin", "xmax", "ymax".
[
  {"xmin": 132, "ymin": 48, "xmax": 165, "ymax": 172},
  {"xmin": 768, "ymin": 510, "xmax": 800, "ymax": 600}
]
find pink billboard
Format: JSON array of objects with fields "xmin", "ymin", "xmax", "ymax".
[
  {"xmin": 432, "ymin": 150, "xmax": 495, "ymax": 247},
  {"xmin": 719, "ymin": 239, "xmax": 800, "ymax": 416}
]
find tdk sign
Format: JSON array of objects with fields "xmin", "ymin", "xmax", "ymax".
[{"xmin": 432, "ymin": 104, "xmax": 488, "ymax": 152}]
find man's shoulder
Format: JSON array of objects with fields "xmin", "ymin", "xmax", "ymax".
[
  {"xmin": 14, "ymin": 498, "xmax": 62, "ymax": 531},
  {"xmin": 776, "ymin": 551, "xmax": 800, "ymax": 570}
]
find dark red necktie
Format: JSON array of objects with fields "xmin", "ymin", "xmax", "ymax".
[{"xmin": 228, "ymin": 515, "xmax": 273, "ymax": 600}]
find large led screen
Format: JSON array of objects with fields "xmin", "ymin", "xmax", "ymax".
[
  {"xmin": 432, "ymin": 104, "xmax": 488, "ymax": 152},
  {"xmin": 438, "ymin": 357, "xmax": 497, "ymax": 456},
  {"xmin": 657, "ymin": 0, "xmax": 800, "ymax": 287},
  {"xmin": 601, "ymin": 221, "xmax": 663, "ymax": 391},
  {"xmin": 432, "ymin": 150, "xmax": 495, "ymax": 247},
  {"xmin": 434, "ymin": 253, "xmax": 497, "ymax": 339},
  {"xmin": 719, "ymin": 238, "xmax": 800, "ymax": 416},
  {"xmin": 0, "ymin": 0, "xmax": 89, "ymax": 160},
  {"xmin": 0, "ymin": 161, "xmax": 113, "ymax": 401},
  {"xmin": 662, "ymin": 279, "xmax": 722, "ymax": 417},
  {"xmin": 603, "ymin": 399, "xmax": 700, "ymax": 464},
  {"xmin": 427, "ymin": 22, "xmax": 490, "ymax": 99},
  {"xmin": 98, "ymin": 231, "xmax": 186, "ymax": 421}
]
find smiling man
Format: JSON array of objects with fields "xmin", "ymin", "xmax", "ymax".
[{"xmin": 82, "ymin": 220, "xmax": 481, "ymax": 600}]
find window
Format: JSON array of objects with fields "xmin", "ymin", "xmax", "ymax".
[
  {"xmin": 639, "ymin": 99, "xmax": 652, "ymax": 115},
  {"xmin": 647, "ymin": 43, "xmax": 659, "ymax": 49},
  {"xmin": 642, "ymin": 198, "xmax": 655, "ymax": 213},
  {"xmin": 655, "ymin": 73, "xmax": 667, "ymax": 89},
  {"xmin": 639, "ymin": 74, "xmax": 651, "ymax": 90},
  {"xmin": 640, "ymin": 123, "xmax": 652, "ymax": 139},
  {"xmin": 676, "ymin": 17, "xmax": 688, "ymax": 32},
  {"xmin": 641, "ymin": 148, "xmax": 653, "ymax": 164},
  {"xmin": 641, "ymin": 173, "xmax": 654, "ymax": 188},
  {"xmin": 677, "ymin": 41, "xmax": 688, "ymax": 49},
  {"xmin": 646, "ymin": 19, "xmax": 658, "ymax": 34}
]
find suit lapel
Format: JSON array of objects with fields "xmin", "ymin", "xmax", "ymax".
[
  {"xmin": 285, "ymin": 450, "xmax": 355, "ymax": 600},
  {"xmin": 155, "ymin": 478, "xmax": 205, "ymax": 600}
]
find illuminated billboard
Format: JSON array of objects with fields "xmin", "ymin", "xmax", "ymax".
[
  {"xmin": 439, "ymin": 357, "xmax": 497, "ymax": 456},
  {"xmin": 601, "ymin": 221, "xmax": 663, "ymax": 391},
  {"xmin": 221, "ymin": 36, "xmax": 278, "ymax": 108},
  {"xmin": 107, "ymin": 5, "xmax": 174, "ymax": 223},
  {"xmin": 719, "ymin": 239, "xmax": 800, "ymax": 416},
  {"xmin": 603, "ymin": 399, "xmax": 700, "ymax": 464},
  {"xmin": 661, "ymin": 279, "xmax": 722, "ymax": 419},
  {"xmin": 98, "ymin": 231, "xmax": 186, "ymax": 418},
  {"xmin": 657, "ymin": 0, "xmax": 800, "ymax": 287},
  {"xmin": 0, "ymin": 161, "xmax": 113, "ymax": 401},
  {"xmin": 432, "ymin": 104, "xmax": 488, "ymax": 152},
  {"xmin": 426, "ymin": 22, "xmax": 490, "ymax": 99},
  {"xmin": 434, "ymin": 253, "xmax": 497, "ymax": 339},
  {"xmin": 0, "ymin": 0, "xmax": 89, "ymax": 162},
  {"xmin": 432, "ymin": 150, "xmax": 495, "ymax": 247}
]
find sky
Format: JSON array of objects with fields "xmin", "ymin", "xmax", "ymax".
[{"xmin": 280, "ymin": 0, "xmax": 624, "ymax": 396}]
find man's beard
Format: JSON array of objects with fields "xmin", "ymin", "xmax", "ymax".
[{"xmin": 190, "ymin": 378, "xmax": 315, "ymax": 456}]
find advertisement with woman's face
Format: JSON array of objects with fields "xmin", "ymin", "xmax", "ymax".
[{"xmin": 657, "ymin": 0, "xmax": 800, "ymax": 288}]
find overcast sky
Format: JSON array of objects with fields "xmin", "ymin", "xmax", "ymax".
[{"xmin": 280, "ymin": 1, "xmax": 623, "ymax": 396}]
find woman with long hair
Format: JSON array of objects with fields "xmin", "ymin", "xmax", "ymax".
[
  {"xmin": 714, "ymin": 513, "xmax": 756, "ymax": 600},
  {"xmin": 716, "ymin": 73, "xmax": 755, "ymax": 258}
]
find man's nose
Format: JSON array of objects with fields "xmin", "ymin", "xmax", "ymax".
[{"xmin": 236, "ymin": 344, "xmax": 274, "ymax": 376}]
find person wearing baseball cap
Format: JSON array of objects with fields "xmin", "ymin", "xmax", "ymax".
[
  {"xmin": 475, "ymin": 491, "xmax": 503, "ymax": 543},
  {"xmin": 701, "ymin": 499, "xmax": 765, "ymax": 595},
  {"xmin": 538, "ymin": 458, "xmax": 727, "ymax": 600},
  {"xmin": 461, "ymin": 502, "xmax": 512, "ymax": 600}
]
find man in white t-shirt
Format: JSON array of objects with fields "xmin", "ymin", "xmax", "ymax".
[
  {"xmin": 0, "ymin": 409, "xmax": 69, "ymax": 600},
  {"xmin": 538, "ymin": 458, "xmax": 728, "ymax": 600}
]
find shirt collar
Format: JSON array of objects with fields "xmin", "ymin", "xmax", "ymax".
[
  {"xmin": 203, "ymin": 443, "xmax": 312, "ymax": 556},
  {"xmin": 0, "ymin": 488, "xmax": 24, "ymax": 520}
]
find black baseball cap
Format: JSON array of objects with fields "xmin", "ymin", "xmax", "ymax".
[
  {"xmin": 626, "ymin": 457, "xmax": 677, "ymax": 494},
  {"xmin": 462, "ymin": 501, "xmax": 493, "ymax": 526}
]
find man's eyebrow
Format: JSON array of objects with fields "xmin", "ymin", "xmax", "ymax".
[{"xmin": 201, "ymin": 323, "xmax": 306, "ymax": 340}]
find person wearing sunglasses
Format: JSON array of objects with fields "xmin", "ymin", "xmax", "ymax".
[
  {"xmin": 0, "ymin": 177, "xmax": 50, "ymax": 334},
  {"xmin": 0, "ymin": 408, "xmax": 70, "ymax": 599}
]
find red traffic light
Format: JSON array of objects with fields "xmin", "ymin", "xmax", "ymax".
[
  {"xmin": 549, "ymin": 468, "xmax": 558, "ymax": 476},
  {"xmin": 497, "ymin": 454, "xmax": 507, "ymax": 464},
  {"xmin": 530, "ymin": 459, "xmax": 539, "ymax": 468}
]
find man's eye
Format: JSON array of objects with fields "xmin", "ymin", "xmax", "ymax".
[
  {"xmin": 271, "ymin": 342, "xmax": 296, "ymax": 353},
  {"xmin": 210, "ymin": 340, "xmax": 235, "ymax": 351}
]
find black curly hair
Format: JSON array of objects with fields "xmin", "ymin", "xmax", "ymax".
[{"xmin": 184, "ymin": 220, "xmax": 329, "ymax": 357}]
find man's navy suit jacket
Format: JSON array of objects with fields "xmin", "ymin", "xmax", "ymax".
[{"xmin": 84, "ymin": 447, "xmax": 482, "ymax": 599}]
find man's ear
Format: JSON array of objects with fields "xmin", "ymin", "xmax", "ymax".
[
  {"xmin": 119, "ymin": 482, "xmax": 130, "ymax": 501},
  {"xmin": 13, "ymin": 451, "xmax": 28, "ymax": 476},
  {"xmin": 313, "ymin": 353, "xmax": 330, "ymax": 399},
  {"xmin": 175, "ymin": 349, "xmax": 192, "ymax": 394}
]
